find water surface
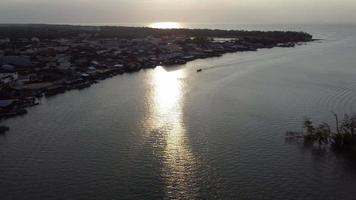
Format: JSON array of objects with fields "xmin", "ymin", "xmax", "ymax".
[{"xmin": 1, "ymin": 24, "xmax": 356, "ymax": 199}]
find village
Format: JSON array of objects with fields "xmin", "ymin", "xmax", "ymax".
[{"xmin": 0, "ymin": 32, "xmax": 303, "ymax": 133}]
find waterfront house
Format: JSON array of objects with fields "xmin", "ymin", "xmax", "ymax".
[
  {"xmin": 0, "ymin": 100, "xmax": 16, "ymax": 112},
  {"xmin": 0, "ymin": 56, "xmax": 32, "ymax": 67},
  {"xmin": 0, "ymin": 72, "xmax": 18, "ymax": 86},
  {"xmin": 0, "ymin": 64, "xmax": 15, "ymax": 72}
]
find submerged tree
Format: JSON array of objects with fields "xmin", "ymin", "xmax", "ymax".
[
  {"xmin": 289, "ymin": 113, "xmax": 356, "ymax": 152},
  {"xmin": 302, "ymin": 117, "xmax": 330, "ymax": 145}
]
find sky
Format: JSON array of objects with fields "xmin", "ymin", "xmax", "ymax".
[{"xmin": 0, "ymin": 0, "xmax": 356, "ymax": 24}]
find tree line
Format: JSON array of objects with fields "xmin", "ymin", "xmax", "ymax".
[{"xmin": 0, "ymin": 24, "xmax": 313, "ymax": 43}]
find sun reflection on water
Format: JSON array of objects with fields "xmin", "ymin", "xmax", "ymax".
[
  {"xmin": 149, "ymin": 22, "xmax": 183, "ymax": 29},
  {"xmin": 144, "ymin": 66, "xmax": 200, "ymax": 199}
]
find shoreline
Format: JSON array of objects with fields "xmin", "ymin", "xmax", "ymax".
[
  {"xmin": 0, "ymin": 41, "xmax": 309, "ymax": 125},
  {"xmin": 0, "ymin": 25, "xmax": 314, "ymax": 131}
]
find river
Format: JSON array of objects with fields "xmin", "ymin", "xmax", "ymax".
[{"xmin": 1, "ymin": 24, "xmax": 356, "ymax": 199}]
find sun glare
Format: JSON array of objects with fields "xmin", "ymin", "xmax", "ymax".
[
  {"xmin": 142, "ymin": 66, "xmax": 198, "ymax": 199},
  {"xmin": 149, "ymin": 22, "xmax": 182, "ymax": 29}
]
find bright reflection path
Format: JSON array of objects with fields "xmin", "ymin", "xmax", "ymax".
[
  {"xmin": 144, "ymin": 66, "xmax": 200, "ymax": 199},
  {"xmin": 149, "ymin": 22, "xmax": 182, "ymax": 29}
]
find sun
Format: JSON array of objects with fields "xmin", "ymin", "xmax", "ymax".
[{"xmin": 149, "ymin": 22, "xmax": 182, "ymax": 29}]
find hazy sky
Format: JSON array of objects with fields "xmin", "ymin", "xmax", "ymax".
[{"xmin": 1, "ymin": 0, "xmax": 356, "ymax": 24}]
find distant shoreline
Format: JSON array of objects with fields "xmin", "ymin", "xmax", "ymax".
[{"xmin": 0, "ymin": 23, "xmax": 313, "ymax": 39}]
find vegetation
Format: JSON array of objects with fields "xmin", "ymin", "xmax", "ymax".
[
  {"xmin": 288, "ymin": 113, "xmax": 356, "ymax": 153},
  {"xmin": 0, "ymin": 24, "xmax": 313, "ymax": 43}
]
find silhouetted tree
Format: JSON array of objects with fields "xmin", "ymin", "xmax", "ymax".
[{"xmin": 289, "ymin": 113, "xmax": 356, "ymax": 152}]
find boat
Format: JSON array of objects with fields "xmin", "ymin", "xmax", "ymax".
[{"xmin": 197, "ymin": 69, "xmax": 203, "ymax": 72}]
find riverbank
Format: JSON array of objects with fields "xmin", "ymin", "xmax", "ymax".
[{"xmin": 0, "ymin": 25, "xmax": 313, "ymax": 129}]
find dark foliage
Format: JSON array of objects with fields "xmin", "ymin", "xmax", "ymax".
[
  {"xmin": 0, "ymin": 24, "xmax": 313, "ymax": 43},
  {"xmin": 290, "ymin": 114, "xmax": 356, "ymax": 152}
]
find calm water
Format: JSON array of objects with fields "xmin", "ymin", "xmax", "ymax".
[{"xmin": 1, "ymin": 24, "xmax": 356, "ymax": 200}]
